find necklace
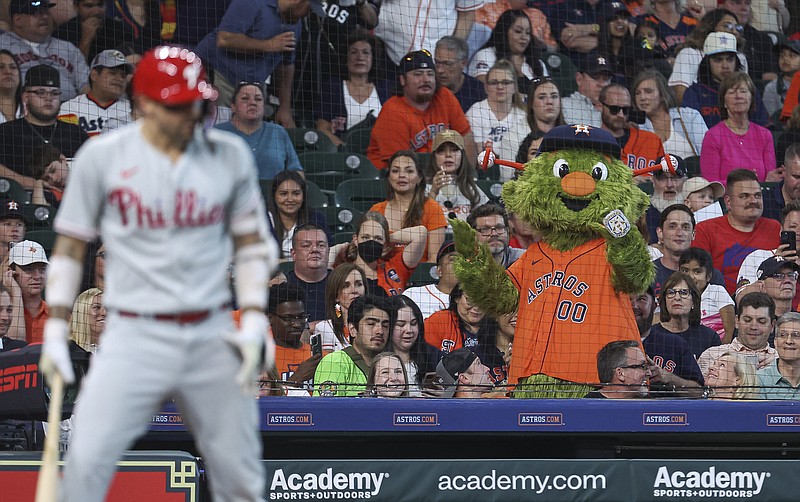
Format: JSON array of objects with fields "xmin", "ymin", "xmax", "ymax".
[{"xmin": 28, "ymin": 121, "xmax": 57, "ymax": 144}]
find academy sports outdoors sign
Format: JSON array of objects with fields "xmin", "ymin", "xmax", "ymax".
[{"xmin": 263, "ymin": 459, "xmax": 797, "ymax": 501}]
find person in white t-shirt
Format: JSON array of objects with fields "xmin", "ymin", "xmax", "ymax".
[
  {"xmin": 466, "ymin": 60, "xmax": 529, "ymax": 181},
  {"xmin": 679, "ymin": 247, "xmax": 735, "ymax": 343}
]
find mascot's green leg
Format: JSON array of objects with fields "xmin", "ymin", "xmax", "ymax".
[{"xmin": 514, "ymin": 374, "xmax": 593, "ymax": 399}]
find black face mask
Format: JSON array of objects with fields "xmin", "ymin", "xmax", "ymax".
[{"xmin": 357, "ymin": 240, "xmax": 384, "ymax": 263}]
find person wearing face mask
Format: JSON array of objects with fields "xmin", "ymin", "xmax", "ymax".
[{"xmin": 331, "ymin": 211, "xmax": 427, "ymax": 297}]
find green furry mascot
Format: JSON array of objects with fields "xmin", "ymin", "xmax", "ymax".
[{"xmin": 452, "ymin": 124, "xmax": 654, "ymax": 397}]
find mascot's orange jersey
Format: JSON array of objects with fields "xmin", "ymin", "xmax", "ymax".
[{"xmin": 506, "ymin": 238, "xmax": 640, "ymax": 385}]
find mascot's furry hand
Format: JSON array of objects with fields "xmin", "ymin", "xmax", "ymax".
[{"xmin": 451, "ymin": 218, "xmax": 519, "ymax": 318}]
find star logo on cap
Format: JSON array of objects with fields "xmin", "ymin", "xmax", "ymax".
[
  {"xmin": 28, "ymin": 246, "xmax": 37, "ymax": 254},
  {"xmin": 720, "ymin": 35, "xmax": 730, "ymax": 46},
  {"xmin": 6, "ymin": 201, "xmax": 18, "ymax": 210},
  {"xmin": 573, "ymin": 124, "xmax": 591, "ymax": 135}
]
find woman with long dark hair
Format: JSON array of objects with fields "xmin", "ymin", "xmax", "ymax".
[
  {"xmin": 386, "ymin": 295, "xmax": 437, "ymax": 395},
  {"xmin": 425, "ymin": 130, "xmax": 488, "ymax": 224},
  {"xmin": 468, "ymin": 9, "xmax": 546, "ymax": 87},
  {"xmin": 369, "ymin": 151, "xmax": 446, "ymax": 262},
  {"xmin": 267, "ymin": 170, "xmax": 331, "ymax": 259},
  {"xmin": 0, "ymin": 49, "xmax": 21, "ymax": 124}
]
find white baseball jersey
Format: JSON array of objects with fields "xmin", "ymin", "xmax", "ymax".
[
  {"xmin": 402, "ymin": 284, "xmax": 450, "ymax": 319},
  {"xmin": 0, "ymin": 32, "xmax": 89, "ymax": 102},
  {"xmin": 58, "ymin": 94, "xmax": 132, "ymax": 136},
  {"xmin": 55, "ymin": 122, "xmax": 268, "ymax": 313}
]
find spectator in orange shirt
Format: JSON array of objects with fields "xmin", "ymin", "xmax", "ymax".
[
  {"xmin": 7, "ymin": 239, "xmax": 49, "ymax": 343},
  {"xmin": 366, "ymin": 49, "xmax": 476, "ymax": 169},
  {"xmin": 370, "ymin": 150, "xmax": 446, "ymax": 262},
  {"xmin": 599, "ymin": 83, "xmax": 665, "ymax": 172},
  {"xmin": 424, "ymin": 283, "xmax": 497, "ymax": 355}
]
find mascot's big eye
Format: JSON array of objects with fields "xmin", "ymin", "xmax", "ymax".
[
  {"xmin": 591, "ymin": 162, "xmax": 608, "ymax": 181},
  {"xmin": 553, "ymin": 159, "xmax": 570, "ymax": 178}
]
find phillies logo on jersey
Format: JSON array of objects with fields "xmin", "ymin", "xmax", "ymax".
[{"xmin": 108, "ymin": 188, "xmax": 225, "ymax": 228}]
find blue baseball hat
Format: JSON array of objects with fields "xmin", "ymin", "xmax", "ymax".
[{"xmin": 537, "ymin": 124, "xmax": 621, "ymax": 158}]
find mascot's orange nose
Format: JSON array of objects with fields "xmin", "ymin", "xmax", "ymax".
[{"xmin": 561, "ymin": 172, "xmax": 596, "ymax": 197}]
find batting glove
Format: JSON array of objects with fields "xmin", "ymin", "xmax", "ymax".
[
  {"xmin": 40, "ymin": 318, "xmax": 75, "ymax": 384},
  {"xmin": 231, "ymin": 310, "xmax": 274, "ymax": 393}
]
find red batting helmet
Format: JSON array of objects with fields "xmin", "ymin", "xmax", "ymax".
[{"xmin": 132, "ymin": 46, "xmax": 217, "ymax": 105}]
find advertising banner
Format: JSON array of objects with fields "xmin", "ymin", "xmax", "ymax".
[{"xmin": 263, "ymin": 459, "xmax": 800, "ymax": 501}]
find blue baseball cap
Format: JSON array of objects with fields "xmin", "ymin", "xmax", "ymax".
[{"xmin": 538, "ymin": 124, "xmax": 621, "ymax": 158}]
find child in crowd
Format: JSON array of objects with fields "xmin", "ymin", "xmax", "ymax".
[
  {"xmin": 682, "ymin": 176, "xmax": 724, "ymax": 223},
  {"xmin": 679, "ymin": 247, "xmax": 735, "ymax": 343},
  {"xmin": 763, "ymin": 41, "xmax": 800, "ymax": 117}
]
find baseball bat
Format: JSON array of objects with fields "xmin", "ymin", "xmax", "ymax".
[{"xmin": 36, "ymin": 372, "xmax": 64, "ymax": 502}]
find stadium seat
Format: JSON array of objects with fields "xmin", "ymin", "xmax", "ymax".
[
  {"xmin": 477, "ymin": 163, "xmax": 503, "ymax": 181},
  {"xmin": 416, "ymin": 152, "xmax": 432, "ymax": 171},
  {"xmin": 298, "ymin": 152, "xmax": 381, "ymax": 192},
  {"xmin": 317, "ymin": 205, "xmax": 362, "ymax": 234},
  {"xmin": 333, "ymin": 231, "xmax": 354, "ymax": 245},
  {"xmin": 475, "ymin": 179, "xmax": 504, "ymax": 204},
  {"xmin": 25, "ymin": 229, "xmax": 56, "ymax": 255},
  {"xmin": 285, "ymin": 128, "xmax": 338, "ymax": 154},
  {"xmin": 0, "ymin": 177, "xmax": 29, "ymax": 205},
  {"xmin": 259, "ymin": 178, "xmax": 331, "ymax": 208},
  {"xmin": 334, "ymin": 178, "xmax": 387, "ymax": 213},
  {"xmin": 408, "ymin": 262, "xmax": 438, "ymax": 287},
  {"xmin": 342, "ymin": 127, "xmax": 373, "ymax": 155},
  {"xmin": 543, "ymin": 53, "xmax": 578, "ymax": 98},
  {"xmin": 22, "ymin": 204, "xmax": 56, "ymax": 229},
  {"xmin": 278, "ymin": 261, "xmax": 294, "ymax": 276}
]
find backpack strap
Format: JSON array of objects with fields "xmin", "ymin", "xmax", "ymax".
[{"xmin": 343, "ymin": 346, "xmax": 371, "ymax": 377}]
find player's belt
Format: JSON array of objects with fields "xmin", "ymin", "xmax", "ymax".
[{"xmin": 116, "ymin": 304, "xmax": 230, "ymax": 325}]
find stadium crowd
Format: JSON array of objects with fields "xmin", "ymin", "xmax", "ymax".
[{"xmin": 0, "ymin": 0, "xmax": 800, "ymax": 400}]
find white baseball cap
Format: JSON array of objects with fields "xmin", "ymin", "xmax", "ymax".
[
  {"xmin": 703, "ymin": 32, "xmax": 738, "ymax": 56},
  {"xmin": 683, "ymin": 177, "xmax": 724, "ymax": 200},
  {"xmin": 9, "ymin": 240, "xmax": 49, "ymax": 266}
]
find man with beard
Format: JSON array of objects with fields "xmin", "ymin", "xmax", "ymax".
[
  {"xmin": 632, "ymin": 287, "xmax": 703, "ymax": 396},
  {"xmin": 367, "ymin": 49, "xmax": 475, "ymax": 169},
  {"xmin": 0, "ymin": 0, "xmax": 89, "ymax": 101},
  {"xmin": 466, "ymin": 203, "xmax": 523, "ymax": 268},
  {"xmin": 287, "ymin": 223, "xmax": 329, "ymax": 324},
  {"xmin": 693, "ymin": 169, "xmax": 781, "ymax": 296},
  {"xmin": 314, "ymin": 294, "xmax": 391, "ymax": 396},
  {"xmin": 598, "ymin": 84, "xmax": 664, "ymax": 172},
  {"xmin": 0, "ymin": 65, "xmax": 88, "ymax": 189},
  {"xmin": 54, "ymin": 0, "xmax": 134, "ymax": 61},
  {"xmin": 585, "ymin": 340, "xmax": 651, "ymax": 399},
  {"xmin": 59, "ymin": 50, "xmax": 133, "ymax": 136},
  {"xmin": 267, "ymin": 282, "xmax": 322, "ymax": 395},
  {"xmin": 644, "ymin": 160, "xmax": 687, "ymax": 244}
]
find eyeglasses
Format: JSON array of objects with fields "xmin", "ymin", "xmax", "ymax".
[
  {"xmin": 618, "ymin": 362, "xmax": 648, "ymax": 371},
  {"xmin": 776, "ymin": 331, "xmax": 800, "ymax": 340},
  {"xmin": 665, "ymin": 288, "xmax": 691, "ymax": 299},
  {"xmin": 487, "ymin": 79, "xmax": 514, "ymax": 87},
  {"xmin": 274, "ymin": 313, "xmax": 309, "ymax": 325},
  {"xmin": 475, "ymin": 225, "xmax": 507, "ymax": 236},
  {"xmin": 600, "ymin": 102, "xmax": 631, "ymax": 115},
  {"xmin": 767, "ymin": 272, "xmax": 799, "ymax": 281},
  {"xmin": 27, "ymin": 89, "xmax": 62, "ymax": 98}
]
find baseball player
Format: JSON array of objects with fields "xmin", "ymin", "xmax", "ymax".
[{"xmin": 39, "ymin": 46, "xmax": 278, "ymax": 502}]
